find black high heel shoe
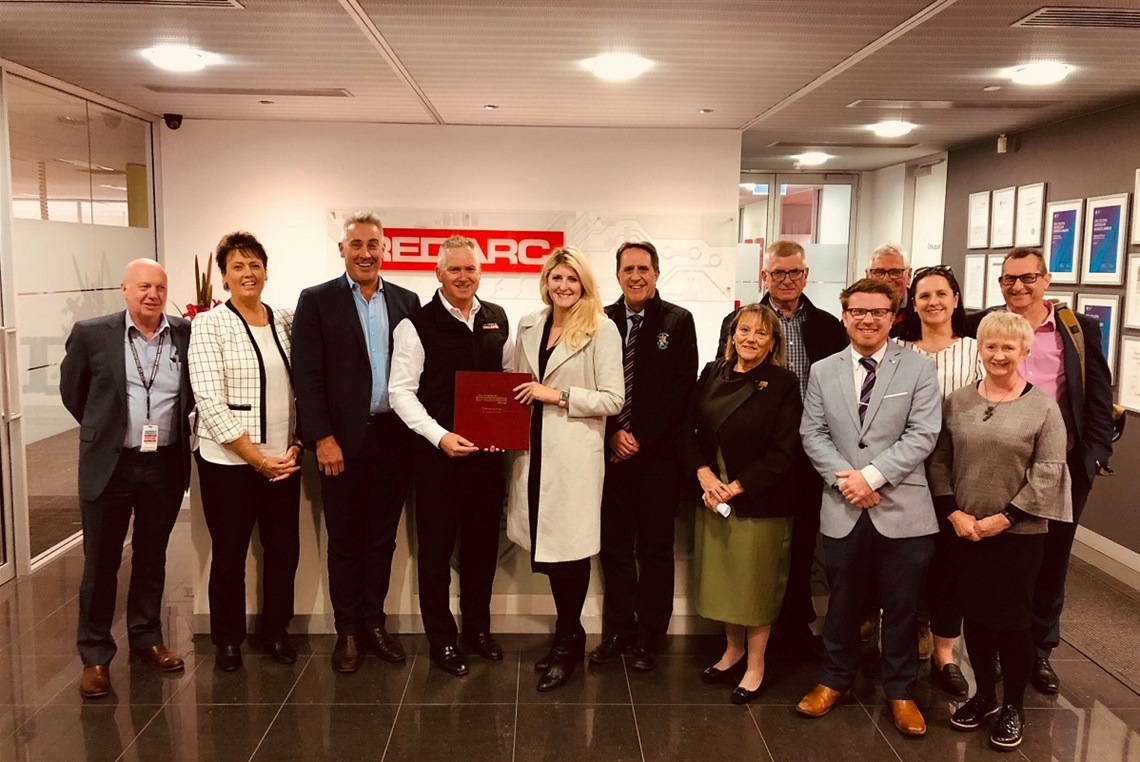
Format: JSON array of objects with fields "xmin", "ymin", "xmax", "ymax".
[{"xmin": 700, "ymin": 657, "xmax": 745, "ymax": 685}]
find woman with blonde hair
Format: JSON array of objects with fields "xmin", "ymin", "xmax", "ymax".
[{"xmin": 507, "ymin": 247, "xmax": 625, "ymax": 692}]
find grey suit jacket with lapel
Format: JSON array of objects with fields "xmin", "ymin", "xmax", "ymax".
[
  {"xmin": 59, "ymin": 310, "xmax": 193, "ymax": 502},
  {"xmin": 799, "ymin": 341, "xmax": 942, "ymax": 540}
]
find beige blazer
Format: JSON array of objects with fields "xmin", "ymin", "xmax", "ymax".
[{"xmin": 506, "ymin": 308, "xmax": 624, "ymax": 563}]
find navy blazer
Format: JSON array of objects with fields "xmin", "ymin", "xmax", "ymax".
[
  {"xmin": 59, "ymin": 311, "xmax": 193, "ymax": 502},
  {"xmin": 291, "ymin": 274, "xmax": 420, "ymax": 459}
]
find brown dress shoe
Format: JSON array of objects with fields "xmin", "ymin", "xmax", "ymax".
[
  {"xmin": 917, "ymin": 622, "xmax": 934, "ymax": 661},
  {"xmin": 364, "ymin": 628, "xmax": 406, "ymax": 663},
  {"xmin": 796, "ymin": 684, "xmax": 846, "ymax": 717},
  {"xmin": 80, "ymin": 665, "xmax": 111, "ymax": 699},
  {"xmin": 889, "ymin": 699, "xmax": 927, "ymax": 736},
  {"xmin": 134, "ymin": 644, "xmax": 185, "ymax": 672},
  {"xmin": 332, "ymin": 634, "xmax": 361, "ymax": 673}
]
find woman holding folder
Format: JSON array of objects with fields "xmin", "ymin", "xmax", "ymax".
[{"xmin": 507, "ymin": 246, "xmax": 625, "ymax": 692}]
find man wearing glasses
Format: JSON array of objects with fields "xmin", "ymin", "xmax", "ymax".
[
  {"xmin": 966, "ymin": 247, "xmax": 1114, "ymax": 695},
  {"xmin": 866, "ymin": 244, "xmax": 912, "ymax": 336},
  {"xmin": 796, "ymin": 278, "xmax": 941, "ymax": 737},
  {"xmin": 716, "ymin": 240, "xmax": 846, "ymax": 660}
]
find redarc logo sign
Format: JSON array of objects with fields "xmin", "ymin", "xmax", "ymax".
[{"xmin": 382, "ymin": 228, "xmax": 565, "ymax": 273}]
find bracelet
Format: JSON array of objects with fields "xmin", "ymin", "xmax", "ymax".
[{"xmin": 255, "ymin": 457, "xmax": 267, "ymax": 474}]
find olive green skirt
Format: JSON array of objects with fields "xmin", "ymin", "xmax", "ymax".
[{"xmin": 693, "ymin": 506, "xmax": 792, "ymax": 628}]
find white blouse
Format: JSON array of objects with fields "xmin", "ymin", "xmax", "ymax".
[{"xmin": 895, "ymin": 336, "xmax": 983, "ymax": 400}]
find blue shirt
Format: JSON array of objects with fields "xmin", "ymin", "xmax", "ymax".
[
  {"xmin": 623, "ymin": 303, "xmax": 645, "ymax": 345},
  {"xmin": 123, "ymin": 312, "xmax": 180, "ymax": 447},
  {"xmin": 347, "ymin": 273, "xmax": 391, "ymax": 413}
]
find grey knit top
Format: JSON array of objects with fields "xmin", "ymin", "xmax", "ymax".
[{"xmin": 927, "ymin": 384, "xmax": 1073, "ymax": 535}]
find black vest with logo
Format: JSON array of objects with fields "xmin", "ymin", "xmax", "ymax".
[{"xmin": 407, "ymin": 292, "xmax": 509, "ymax": 432}]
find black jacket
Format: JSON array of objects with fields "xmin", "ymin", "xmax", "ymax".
[
  {"xmin": 291, "ymin": 274, "xmax": 420, "ymax": 458},
  {"xmin": 604, "ymin": 292, "xmax": 698, "ymax": 457},
  {"xmin": 716, "ymin": 293, "xmax": 847, "ymax": 365}
]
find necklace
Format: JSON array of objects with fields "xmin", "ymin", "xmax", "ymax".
[{"xmin": 981, "ymin": 377, "xmax": 1019, "ymax": 421}]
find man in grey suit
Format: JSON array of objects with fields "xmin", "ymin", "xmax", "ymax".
[
  {"xmin": 795, "ymin": 278, "xmax": 941, "ymax": 737},
  {"xmin": 60, "ymin": 259, "xmax": 193, "ymax": 699}
]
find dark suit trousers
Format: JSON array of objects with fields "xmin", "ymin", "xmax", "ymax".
[
  {"xmin": 196, "ymin": 453, "xmax": 301, "ymax": 645},
  {"xmin": 599, "ymin": 451, "xmax": 677, "ymax": 641},
  {"xmin": 413, "ymin": 444, "xmax": 504, "ymax": 649},
  {"xmin": 820, "ymin": 511, "xmax": 935, "ymax": 699},
  {"xmin": 775, "ymin": 457, "xmax": 824, "ymax": 630},
  {"xmin": 319, "ymin": 413, "xmax": 412, "ymax": 634},
  {"xmin": 1032, "ymin": 449, "xmax": 1094, "ymax": 657},
  {"xmin": 77, "ymin": 446, "xmax": 184, "ymax": 666}
]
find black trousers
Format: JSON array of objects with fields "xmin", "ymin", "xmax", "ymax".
[
  {"xmin": 598, "ymin": 451, "xmax": 677, "ymax": 642},
  {"xmin": 413, "ymin": 443, "xmax": 504, "ymax": 649},
  {"xmin": 77, "ymin": 446, "xmax": 184, "ymax": 666},
  {"xmin": 775, "ymin": 457, "xmax": 824, "ymax": 631},
  {"xmin": 926, "ymin": 518, "xmax": 963, "ymax": 639},
  {"xmin": 1032, "ymin": 448, "xmax": 1094, "ymax": 658},
  {"xmin": 819, "ymin": 511, "xmax": 935, "ymax": 699},
  {"xmin": 196, "ymin": 453, "xmax": 301, "ymax": 646},
  {"xmin": 319, "ymin": 413, "xmax": 412, "ymax": 634},
  {"xmin": 545, "ymin": 558, "xmax": 591, "ymax": 637}
]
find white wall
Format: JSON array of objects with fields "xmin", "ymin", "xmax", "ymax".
[
  {"xmin": 911, "ymin": 154, "xmax": 948, "ymax": 269},
  {"xmin": 854, "ymin": 163, "xmax": 907, "ymax": 271}
]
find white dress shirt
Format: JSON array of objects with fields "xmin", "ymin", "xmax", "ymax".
[
  {"xmin": 850, "ymin": 343, "xmax": 889, "ymax": 491},
  {"xmin": 389, "ymin": 290, "xmax": 513, "ymax": 448}
]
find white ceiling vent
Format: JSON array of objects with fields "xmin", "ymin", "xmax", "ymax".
[
  {"xmin": 767, "ymin": 141, "xmax": 919, "ymax": 149},
  {"xmin": 846, "ymin": 99, "xmax": 1058, "ymax": 110},
  {"xmin": 5, "ymin": 0, "xmax": 243, "ymax": 7},
  {"xmin": 1013, "ymin": 6, "xmax": 1140, "ymax": 29},
  {"xmin": 144, "ymin": 86, "xmax": 353, "ymax": 98}
]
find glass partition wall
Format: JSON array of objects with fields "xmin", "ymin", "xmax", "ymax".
[
  {"xmin": 3, "ymin": 73, "xmax": 156, "ymax": 566},
  {"xmin": 738, "ymin": 174, "xmax": 857, "ymax": 318}
]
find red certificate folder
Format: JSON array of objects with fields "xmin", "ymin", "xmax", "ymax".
[{"xmin": 453, "ymin": 371, "xmax": 533, "ymax": 451}]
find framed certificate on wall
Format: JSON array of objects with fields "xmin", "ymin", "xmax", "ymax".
[
  {"xmin": 1077, "ymin": 294, "xmax": 1120, "ymax": 383},
  {"xmin": 963, "ymin": 254, "xmax": 986, "ymax": 310},
  {"xmin": 1043, "ymin": 199, "xmax": 1082, "ymax": 284},
  {"xmin": 1125, "ymin": 254, "xmax": 1140, "ymax": 330},
  {"xmin": 967, "ymin": 191, "xmax": 990, "ymax": 249},
  {"xmin": 1081, "ymin": 193, "xmax": 1129, "ymax": 285},
  {"xmin": 991, "ymin": 186, "xmax": 1016, "ymax": 248},
  {"xmin": 1133, "ymin": 170, "xmax": 1140, "ymax": 245},
  {"xmin": 985, "ymin": 254, "xmax": 1005, "ymax": 309},
  {"xmin": 1119, "ymin": 336, "xmax": 1140, "ymax": 412},
  {"xmin": 1015, "ymin": 182, "xmax": 1046, "ymax": 247}
]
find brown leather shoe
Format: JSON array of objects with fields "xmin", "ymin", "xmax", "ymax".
[
  {"xmin": 889, "ymin": 699, "xmax": 927, "ymax": 736},
  {"xmin": 332, "ymin": 634, "xmax": 361, "ymax": 673},
  {"xmin": 796, "ymin": 684, "xmax": 846, "ymax": 717},
  {"xmin": 917, "ymin": 622, "xmax": 934, "ymax": 661},
  {"xmin": 79, "ymin": 665, "xmax": 111, "ymax": 699},
  {"xmin": 133, "ymin": 644, "xmax": 185, "ymax": 672},
  {"xmin": 364, "ymin": 628, "xmax": 406, "ymax": 663}
]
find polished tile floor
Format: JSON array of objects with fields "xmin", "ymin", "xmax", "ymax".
[{"xmin": 2, "ymin": 520, "xmax": 1138, "ymax": 762}]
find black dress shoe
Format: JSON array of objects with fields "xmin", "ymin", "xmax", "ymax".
[
  {"xmin": 989, "ymin": 704, "xmax": 1024, "ymax": 750},
  {"xmin": 461, "ymin": 632, "xmax": 504, "ymax": 662},
  {"xmin": 628, "ymin": 643, "xmax": 658, "ymax": 673},
  {"xmin": 730, "ymin": 683, "xmax": 763, "ymax": 705},
  {"xmin": 931, "ymin": 661, "xmax": 969, "ymax": 697},
  {"xmin": 1031, "ymin": 657, "xmax": 1059, "ymax": 694},
  {"xmin": 260, "ymin": 636, "xmax": 297, "ymax": 665},
  {"xmin": 700, "ymin": 657, "xmax": 745, "ymax": 685},
  {"xmin": 588, "ymin": 633, "xmax": 634, "ymax": 665},
  {"xmin": 537, "ymin": 632, "xmax": 585, "ymax": 692},
  {"xmin": 949, "ymin": 694, "xmax": 1000, "ymax": 730},
  {"xmin": 364, "ymin": 628, "xmax": 406, "ymax": 663},
  {"xmin": 215, "ymin": 644, "xmax": 242, "ymax": 672},
  {"xmin": 430, "ymin": 645, "xmax": 469, "ymax": 677},
  {"xmin": 332, "ymin": 634, "xmax": 361, "ymax": 673}
]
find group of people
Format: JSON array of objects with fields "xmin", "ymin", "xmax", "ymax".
[{"xmin": 60, "ymin": 218, "xmax": 1114, "ymax": 750}]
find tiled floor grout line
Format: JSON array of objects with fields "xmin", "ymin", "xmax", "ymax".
[
  {"xmin": 745, "ymin": 703, "xmax": 777, "ymax": 762},
  {"xmin": 510, "ymin": 650, "xmax": 521, "ymax": 762},
  {"xmin": 245, "ymin": 651, "xmax": 315, "ymax": 762},
  {"xmin": 855, "ymin": 696, "xmax": 905, "ymax": 762},
  {"xmin": 379, "ymin": 653, "xmax": 417, "ymax": 762},
  {"xmin": 621, "ymin": 657, "xmax": 647, "ymax": 762},
  {"xmin": 114, "ymin": 651, "xmax": 211, "ymax": 762}
]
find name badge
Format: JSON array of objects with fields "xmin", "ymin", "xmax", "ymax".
[{"xmin": 140, "ymin": 424, "xmax": 160, "ymax": 452}]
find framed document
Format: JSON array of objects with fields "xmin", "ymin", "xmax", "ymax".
[
  {"xmin": 1044, "ymin": 291, "xmax": 1072, "ymax": 308},
  {"xmin": 985, "ymin": 254, "xmax": 1005, "ymax": 309},
  {"xmin": 453, "ymin": 371, "xmax": 533, "ymax": 450},
  {"xmin": 1077, "ymin": 294, "xmax": 1120, "ymax": 383},
  {"xmin": 1119, "ymin": 336, "xmax": 1140, "ymax": 413},
  {"xmin": 1081, "ymin": 193, "xmax": 1129, "ymax": 285},
  {"xmin": 1133, "ymin": 170, "xmax": 1140, "ymax": 245},
  {"xmin": 963, "ymin": 254, "xmax": 986, "ymax": 310},
  {"xmin": 991, "ymin": 186, "xmax": 1016, "ymax": 249},
  {"xmin": 967, "ymin": 191, "xmax": 990, "ymax": 249},
  {"xmin": 1125, "ymin": 255, "xmax": 1140, "ymax": 329},
  {"xmin": 1043, "ymin": 199, "xmax": 1082, "ymax": 284},
  {"xmin": 1014, "ymin": 182, "xmax": 1046, "ymax": 247}
]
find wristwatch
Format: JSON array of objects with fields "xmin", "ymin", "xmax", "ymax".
[{"xmin": 558, "ymin": 390, "xmax": 569, "ymax": 408}]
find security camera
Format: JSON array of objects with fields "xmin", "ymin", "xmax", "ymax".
[
  {"xmin": 102, "ymin": 113, "xmax": 122, "ymax": 129},
  {"xmin": 163, "ymin": 113, "xmax": 183, "ymax": 130}
]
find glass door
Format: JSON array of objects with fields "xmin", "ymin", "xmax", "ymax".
[{"xmin": 0, "ymin": 72, "xmax": 21, "ymax": 584}]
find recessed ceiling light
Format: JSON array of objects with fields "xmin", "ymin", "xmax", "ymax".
[
  {"xmin": 580, "ymin": 52, "xmax": 653, "ymax": 82},
  {"xmin": 1006, "ymin": 61, "xmax": 1072, "ymax": 86},
  {"xmin": 698, "ymin": 108, "xmax": 714, "ymax": 114},
  {"xmin": 141, "ymin": 44, "xmax": 221, "ymax": 73},
  {"xmin": 982, "ymin": 85, "xmax": 1002, "ymax": 92},
  {"xmin": 870, "ymin": 120, "xmax": 916, "ymax": 138},
  {"xmin": 794, "ymin": 152, "xmax": 831, "ymax": 166},
  {"xmin": 484, "ymin": 104, "xmax": 499, "ymax": 110}
]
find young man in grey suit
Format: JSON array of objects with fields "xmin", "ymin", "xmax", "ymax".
[
  {"xmin": 60, "ymin": 259, "xmax": 193, "ymax": 699},
  {"xmin": 292, "ymin": 212, "xmax": 421, "ymax": 674},
  {"xmin": 795, "ymin": 278, "xmax": 942, "ymax": 737}
]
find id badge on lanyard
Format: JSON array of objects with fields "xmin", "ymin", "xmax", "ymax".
[{"xmin": 130, "ymin": 330, "xmax": 166, "ymax": 452}]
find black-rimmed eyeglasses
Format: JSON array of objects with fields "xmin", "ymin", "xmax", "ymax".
[
  {"xmin": 766, "ymin": 269, "xmax": 807, "ymax": 282},
  {"xmin": 999, "ymin": 273, "xmax": 1043, "ymax": 286}
]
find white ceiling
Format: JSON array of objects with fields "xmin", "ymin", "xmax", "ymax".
[{"xmin": 1, "ymin": 0, "xmax": 1138, "ymax": 171}]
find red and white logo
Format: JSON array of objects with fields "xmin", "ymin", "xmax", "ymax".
[{"xmin": 383, "ymin": 228, "xmax": 565, "ymax": 273}]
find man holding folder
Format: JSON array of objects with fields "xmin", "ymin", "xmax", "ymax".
[{"xmin": 390, "ymin": 235, "xmax": 514, "ymax": 677}]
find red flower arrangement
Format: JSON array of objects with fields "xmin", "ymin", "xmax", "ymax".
[{"xmin": 183, "ymin": 254, "xmax": 220, "ymax": 320}]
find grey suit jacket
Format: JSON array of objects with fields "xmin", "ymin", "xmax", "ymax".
[
  {"xmin": 59, "ymin": 311, "xmax": 193, "ymax": 502},
  {"xmin": 800, "ymin": 341, "xmax": 942, "ymax": 540}
]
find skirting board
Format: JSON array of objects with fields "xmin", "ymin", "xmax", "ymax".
[{"xmin": 1073, "ymin": 526, "xmax": 1140, "ymax": 592}]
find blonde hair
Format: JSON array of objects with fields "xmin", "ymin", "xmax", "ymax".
[
  {"xmin": 977, "ymin": 311, "xmax": 1034, "ymax": 352},
  {"xmin": 540, "ymin": 246, "xmax": 604, "ymax": 350},
  {"xmin": 723, "ymin": 304, "xmax": 786, "ymax": 367}
]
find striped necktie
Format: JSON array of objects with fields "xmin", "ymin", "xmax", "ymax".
[
  {"xmin": 616, "ymin": 314, "xmax": 642, "ymax": 432},
  {"xmin": 858, "ymin": 356, "xmax": 878, "ymax": 424}
]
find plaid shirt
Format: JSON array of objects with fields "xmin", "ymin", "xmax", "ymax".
[{"xmin": 776, "ymin": 303, "xmax": 810, "ymax": 401}]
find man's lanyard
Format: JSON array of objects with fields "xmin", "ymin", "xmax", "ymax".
[{"xmin": 128, "ymin": 329, "xmax": 165, "ymax": 421}]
